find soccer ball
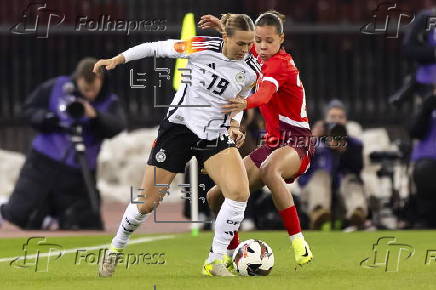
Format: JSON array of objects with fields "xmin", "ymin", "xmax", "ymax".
[{"xmin": 232, "ymin": 239, "xmax": 274, "ymax": 276}]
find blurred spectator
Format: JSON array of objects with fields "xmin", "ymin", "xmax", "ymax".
[
  {"xmin": 298, "ymin": 100, "xmax": 367, "ymax": 230},
  {"xmin": 0, "ymin": 58, "xmax": 126, "ymax": 230},
  {"xmin": 402, "ymin": 6, "xmax": 436, "ymax": 229},
  {"xmin": 409, "ymin": 90, "xmax": 436, "ymax": 228}
]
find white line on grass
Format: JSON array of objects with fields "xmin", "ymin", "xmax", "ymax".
[{"xmin": 0, "ymin": 235, "xmax": 175, "ymax": 263}]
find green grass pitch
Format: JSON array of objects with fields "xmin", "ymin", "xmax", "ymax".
[{"xmin": 1, "ymin": 230, "xmax": 435, "ymax": 290}]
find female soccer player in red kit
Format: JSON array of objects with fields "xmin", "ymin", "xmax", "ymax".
[{"xmin": 199, "ymin": 10, "xmax": 314, "ymax": 268}]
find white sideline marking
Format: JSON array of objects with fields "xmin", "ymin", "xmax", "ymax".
[{"xmin": 0, "ymin": 235, "xmax": 175, "ymax": 263}]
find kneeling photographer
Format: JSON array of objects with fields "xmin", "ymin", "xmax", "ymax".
[
  {"xmin": 409, "ymin": 89, "xmax": 436, "ymax": 228},
  {"xmin": 0, "ymin": 58, "xmax": 126, "ymax": 230},
  {"xmin": 298, "ymin": 100, "xmax": 367, "ymax": 230}
]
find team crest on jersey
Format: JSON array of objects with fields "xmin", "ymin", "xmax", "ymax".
[
  {"xmin": 174, "ymin": 114, "xmax": 184, "ymax": 122},
  {"xmin": 235, "ymin": 71, "xmax": 246, "ymax": 85},
  {"xmin": 155, "ymin": 149, "xmax": 166, "ymax": 163}
]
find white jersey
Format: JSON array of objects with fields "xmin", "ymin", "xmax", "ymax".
[{"xmin": 122, "ymin": 36, "xmax": 260, "ymax": 140}]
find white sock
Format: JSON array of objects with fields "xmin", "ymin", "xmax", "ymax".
[
  {"xmin": 208, "ymin": 198, "xmax": 246, "ymax": 263},
  {"xmin": 111, "ymin": 203, "xmax": 149, "ymax": 249},
  {"xmin": 290, "ymin": 232, "xmax": 304, "ymax": 242}
]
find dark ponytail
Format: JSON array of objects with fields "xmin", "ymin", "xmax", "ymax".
[{"xmin": 255, "ymin": 10, "xmax": 285, "ymax": 35}]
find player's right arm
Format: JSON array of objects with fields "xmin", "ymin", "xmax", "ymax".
[{"xmin": 93, "ymin": 39, "xmax": 194, "ymax": 72}]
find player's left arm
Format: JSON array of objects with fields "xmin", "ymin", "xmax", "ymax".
[
  {"xmin": 223, "ymin": 62, "xmax": 285, "ymax": 113},
  {"xmin": 246, "ymin": 60, "xmax": 288, "ymax": 109},
  {"xmin": 227, "ymin": 73, "xmax": 257, "ymax": 147}
]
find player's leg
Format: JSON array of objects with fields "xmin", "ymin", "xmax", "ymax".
[
  {"xmin": 301, "ymin": 170, "xmax": 332, "ymax": 229},
  {"xmin": 111, "ymin": 165, "xmax": 176, "ymax": 249},
  {"xmin": 201, "ymin": 147, "xmax": 250, "ymax": 276},
  {"xmin": 99, "ymin": 120, "xmax": 190, "ymax": 277},
  {"xmin": 206, "ymin": 155, "xmax": 264, "ymax": 257},
  {"xmin": 0, "ymin": 150, "xmax": 54, "ymax": 229},
  {"xmin": 258, "ymin": 146, "xmax": 313, "ymax": 266},
  {"xmin": 339, "ymin": 173, "xmax": 367, "ymax": 230},
  {"xmin": 109, "ymin": 120, "xmax": 192, "ymax": 251},
  {"xmin": 207, "ymin": 154, "xmax": 264, "ymax": 214},
  {"xmin": 99, "ymin": 165, "xmax": 176, "ymax": 277}
]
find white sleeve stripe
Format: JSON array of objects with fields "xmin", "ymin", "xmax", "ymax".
[{"xmin": 262, "ymin": 77, "xmax": 279, "ymax": 91}]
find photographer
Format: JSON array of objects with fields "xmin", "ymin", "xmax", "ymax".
[
  {"xmin": 400, "ymin": 7, "xmax": 436, "ymax": 229},
  {"xmin": 0, "ymin": 58, "xmax": 126, "ymax": 230},
  {"xmin": 409, "ymin": 89, "xmax": 436, "ymax": 228},
  {"xmin": 298, "ymin": 100, "xmax": 367, "ymax": 230}
]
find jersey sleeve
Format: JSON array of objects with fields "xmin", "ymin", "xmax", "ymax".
[
  {"xmin": 261, "ymin": 59, "xmax": 288, "ymax": 92},
  {"xmin": 122, "ymin": 36, "xmax": 222, "ymax": 62},
  {"xmin": 245, "ymin": 81, "xmax": 277, "ymax": 110}
]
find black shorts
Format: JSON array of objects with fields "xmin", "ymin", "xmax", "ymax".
[{"xmin": 147, "ymin": 120, "xmax": 235, "ymax": 173}]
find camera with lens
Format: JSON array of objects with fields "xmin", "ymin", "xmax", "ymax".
[
  {"xmin": 369, "ymin": 151, "xmax": 402, "ymax": 178},
  {"xmin": 321, "ymin": 122, "xmax": 348, "ymax": 151},
  {"xmin": 324, "ymin": 122, "xmax": 347, "ymax": 137},
  {"xmin": 59, "ymin": 82, "xmax": 86, "ymax": 120},
  {"xmin": 59, "ymin": 95, "xmax": 85, "ymax": 120}
]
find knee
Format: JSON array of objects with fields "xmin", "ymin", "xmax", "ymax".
[
  {"xmin": 0, "ymin": 203, "xmax": 27, "ymax": 228},
  {"xmin": 206, "ymin": 186, "xmax": 218, "ymax": 205},
  {"xmin": 137, "ymin": 202, "xmax": 155, "ymax": 214},
  {"xmin": 136, "ymin": 190, "xmax": 165, "ymax": 214},
  {"xmin": 207, "ymin": 187, "xmax": 224, "ymax": 214},
  {"xmin": 259, "ymin": 163, "xmax": 281, "ymax": 185}
]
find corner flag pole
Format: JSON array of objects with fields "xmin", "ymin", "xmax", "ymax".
[{"xmin": 190, "ymin": 157, "xmax": 200, "ymax": 237}]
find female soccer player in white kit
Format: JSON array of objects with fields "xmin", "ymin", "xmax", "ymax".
[{"xmin": 93, "ymin": 14, "xmax": 260, "ymax": 277}]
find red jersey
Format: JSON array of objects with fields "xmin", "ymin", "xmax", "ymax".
[{"xmin": 248, "ymin": 47, "xmax": 311, "ymax": 147}]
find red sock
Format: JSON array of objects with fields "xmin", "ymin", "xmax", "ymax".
[
  {"xmin": 227, "ymin": 231, "xmax": 239, "ymax": 250},
  {"xmin": 278, "ymin": 206, "xmax": 301, "ymax": 236}
]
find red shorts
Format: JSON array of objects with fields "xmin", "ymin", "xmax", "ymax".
[{"xmin": 249, "ymin": 143, "xmax": 314, "ymax": 184}]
